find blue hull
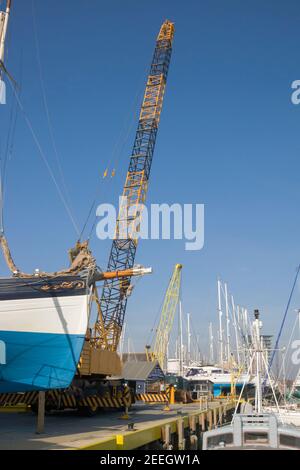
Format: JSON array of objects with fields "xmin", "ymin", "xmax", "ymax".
[
  {"xmin": 0, "ymin": 330, "xmax": 85, "ymax": 392},
  {"xmin": 213, "ymin": 383, "xmax": 244, "ymax": 397}
]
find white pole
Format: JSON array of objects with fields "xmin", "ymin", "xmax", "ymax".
[
  {"xmin": 187, "ymin": 313, "xmax": 191, "ymax": 366},
  {"xmin": 197, "ymin": 334, "xmax": 201, "ymax": 364},
  {"xmin": 127, "ymin": 337, "xmax": 130, "ymax": 356},
  {"xmin": 282, "ymin": 348, "xmax": 286, "ymax": 403},
  {"xmin": 179, "ymin": 300, "xmax": 183, "ymax": 376},
  {"xmin": 224, "ymin": 283, "xmax": 230, "ymax": 365},
  {"xmin": 253, "ymin": 311, "xmax": 262, "ymax": 414},
  {"xmin": 231, "ymin": 295, "xmax": 240, "ymax": 366},
  {"xmin": 119, "ymin": 322, "xmax": 126, "ymax": 358},
  {"xmin": 209, "ymin": 322, "xmax": 214, "ymax": 364},
  {"xmin": 0, "ymin": 1, "xmax": 11, "ymax": 63},
  {"xmin": 237, "ymin": 305, "xmax": 246, "ymax": 368},
  {"xmin": 217, "ymin": 279, "xmax": 223, "ymax": 367}
]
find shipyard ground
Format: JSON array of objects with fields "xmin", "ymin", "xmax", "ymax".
[{"xmin": 0, "ymin": 401, "xmax": 235, "ymax": 450}]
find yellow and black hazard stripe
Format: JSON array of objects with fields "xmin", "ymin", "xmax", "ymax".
[
  {"xmin": 77, "ymin": 394, "xmax": 123, "ymax": 409},
  {"xmin": 0, "ymin": 390, "xmax": 124, "ymax": 410},
  {"xmin": 135, "ymin": 393, "xmax": 168, "ymax": 403},
  {"xmin": 0, "ymin": 393, "xmax": 20, "ymax": 405},
  {"xmin": 0, "ymin": 391, "xmax": 38, "ymax": 407},
  {"xmin": 122, "ymin": 385, "xmax": 132, "ymax": 408},
  {"xmin": 23, "ymin": 391, "xmax": 38, "ymax": 405}
]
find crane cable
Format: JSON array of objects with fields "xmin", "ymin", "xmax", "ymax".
[
  {"xmin": 79, "ymin": 79, "xmax": 145, "ymax": 241},
  {"xmin": 107, "ymin": 85, "xmax": 144, "ymax": 177},
  {"xmin": 31, "ymin": 0, "xmax": 79, "ymax": 234}
]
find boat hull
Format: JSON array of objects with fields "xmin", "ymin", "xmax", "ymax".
[{"xmin": 0, "ymin": 275, "xmax": 91, "ymax": 393}]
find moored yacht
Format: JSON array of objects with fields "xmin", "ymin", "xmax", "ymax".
[{"xmin": 202, "ymin": 310, "xmax": 300, "ymax": 449}]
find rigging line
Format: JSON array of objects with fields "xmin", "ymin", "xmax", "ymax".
[
  {"xmin": 6, "ymin": 75, "xmax": 80, "ymax": 237},
  {"xmin": 105, "ymin": 69, "xmax": 147, "ymax": 176},
  {"xmin": 111, "ymin": 86, "xmax": 144, "ymax": 174},
  {"xmin": 79, "ymin": 71, "xmax": 146, "ymax": 240},
  {"xmin": 1, "ymin": 51, "xmax": 22, "ymax": 205},
  {"xmin": 81, "ymin": 89, "xmax": 143, "ymax": 239},
  {"xmin": 79, "ymin": 180, "xmax": 106, "ymax": 241},
  {"xmin": 268, "ymin": 264, "xmax": 300, "ymax": 374},
  {"xmin": 1, "ymin": 79, "xmax": 17, "ymax": 189},
  {"xmin": 79, "ymin": 174, "xmax": 112, "ymax": 241},
  {"xmin": 0, "ymin": 70, "xmax": 19, "ymax": 233},
  {"xmin": 86, "ymin": 178, "xmax": 116, "ymax": 241},
  {"xmin": 280, "ymin": 311, "xmax": 300, "ymax": 382},
  {"xmin": 279, "ymin": 315, "xmax": 298, "ymax": 383},
  {"xmin": 79, "ymin": 194, "xmax": 97, "ymax": 241},
  {"xmin": 87, "ymin": 209, "xmax": 99, "ymax": 240},
  {"xmin": 31, "ymin": 0, "xmax": 78, "ymax": 230}
]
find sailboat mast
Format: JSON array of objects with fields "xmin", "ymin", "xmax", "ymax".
[
  {"xmin": 0, "ymin": 0, "xmax": 11, "ymax": 63},
  {"xmin": 224, "ymin": 282, "xmax": 230, "ymax": 364},
  {"xmin": 253, "ymin": 309, "xmax": 263, "ymax": 413},
  {"xmin": 179, "ymin": 300, "xmax": 183, "ymax": 376},
  {"xmin": 217, "ymin": 279, "xmax": 224, "ymax": 367},
  {"xmin": 187, "ymin": 312, "xmax": 191, "ymax": 366},
  {"xmin": 209, "ymin": 322, "xmax": 214, "ymax": 364},
  {"xmin": 231, "ymin": 295, "xmax": 240, "ymax": 366}
]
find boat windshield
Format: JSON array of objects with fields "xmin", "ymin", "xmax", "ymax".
[{"xmin": 186, "ymin": 368, "xmax": 203, "ymax": 377}]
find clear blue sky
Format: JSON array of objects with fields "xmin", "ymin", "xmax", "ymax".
[{"xmin": 1, "ymin": 0, "xmax": 300, "ymax": 354}]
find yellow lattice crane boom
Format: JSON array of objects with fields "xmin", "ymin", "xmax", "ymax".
[
  {"xmin": 146, "ymin": 264, "xmax": 182, "ymax": 370},
  {"xmin": 98, "ymin": 20, "xmax": 175, "ymax": 352}
]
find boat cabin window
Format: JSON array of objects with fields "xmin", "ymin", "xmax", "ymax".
[
  {"xmin": 279, "ymin": 434, "xmax": 300, "ymax": 449},
  {"xmin": 207, "ymin": 433, "xmax": 233, "ymax": 448},
  {"xmin": 186, "ymin": 368, "xmax": 203, "ymax": 377},
  {"xmin": 244, "ymin": 432, "xmax": 268, "ymax": 444}
]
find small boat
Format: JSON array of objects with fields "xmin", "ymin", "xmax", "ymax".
[
  {"xmin": 202, "ymin": 310, "xmax": 300, "ymax": 449},
  {"xmin": 185, "ymin": 365, "xmax": 253, "ymax": 398},
  {"xmin": 202, "ymin": 411, "xmax": 300, "ymax": 450}
]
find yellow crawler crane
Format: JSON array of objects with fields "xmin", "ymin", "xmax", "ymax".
[
  {"xmin": 79, "ymin": 20, "xmax": 175, "ymax": 380},
  {"xmin": 146, "ymin": 264, "xmax": 182, "ymax": 371}
]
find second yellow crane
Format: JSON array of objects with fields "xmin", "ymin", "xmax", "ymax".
[{"xmin": 146, "ymin": 264, "xmax": 182, "ymax": 370}]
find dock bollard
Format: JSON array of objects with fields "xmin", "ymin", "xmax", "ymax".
[{"xmin": 169, "ymin": 385, "xmax": 175, "ymax": 405}]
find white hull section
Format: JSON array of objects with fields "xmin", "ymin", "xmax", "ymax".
[
  {"xmin": 264, "ymin": 407, "xmax": 300, "ymax": 427},
  {"xmin": 185, "ymin": 372, "xmax": 252, "ymax": 385},
  {"xmin": 0, "ymin": 293, "xmax": 91, "ymax": 335}
]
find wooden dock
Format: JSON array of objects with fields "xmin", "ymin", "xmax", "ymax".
[{"xmin": 0, "ymin": 400, "xmax": 236, "ymax": 450}]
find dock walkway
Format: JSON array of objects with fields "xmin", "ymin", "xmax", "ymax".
[{"xmin": 0, "ymin": 401, "xmax": 235, "ymax": 450}]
